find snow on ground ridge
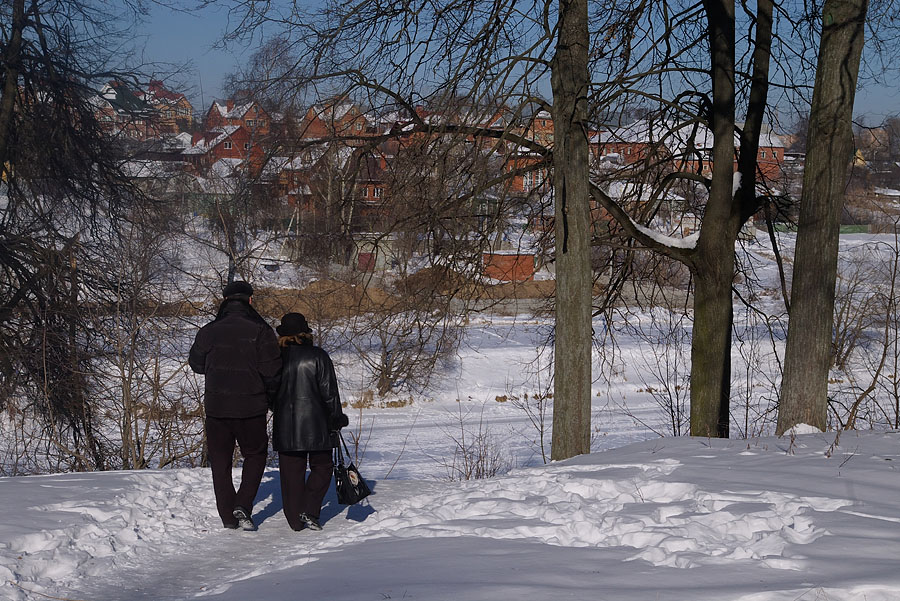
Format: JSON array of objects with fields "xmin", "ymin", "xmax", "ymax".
[
  {"xmin": 1, "ymin": 470, "xmax": 216, "ymax": 595},
  {"xmin": 275, "ymin": 457, "xmax": 848, "ymax": 572}
]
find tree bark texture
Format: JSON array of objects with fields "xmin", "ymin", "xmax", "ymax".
[
  {"xmin": 690, "ymin": 0, "xmax": 738, "ymax": 438},
  {"xmin": 777, "ymin": 0, "xmax": 868, "ymax": 435},
  {"xmin": 550, "ymin": 0, "xmax": 592, "ymax": 459}
]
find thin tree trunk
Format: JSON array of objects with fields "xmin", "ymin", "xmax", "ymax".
[
  {"xmin": 550, "ymin": 0, "xmax": 592, "ymax": 459},
  {"xmin": 778, "ymin": 0, "xmax": 868, "ymax": 434},
  {"xmin": 737, "ymin": 0, "xmax": 773, "ymax": 217}
]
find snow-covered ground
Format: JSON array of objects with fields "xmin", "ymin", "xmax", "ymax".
[{"xmin": 4, "ymin": 431, "xmax": 900, "ymax": 600}]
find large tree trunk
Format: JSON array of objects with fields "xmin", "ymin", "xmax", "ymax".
[
  {"xmin": 0, "ymin": 0, "xmax": 25, "ymax": 170},
  {"xmin": 777, "ymin": 0, "xmax": 868, "ymax": 434},
  {"xmin": 550, "ymin": 0, "xmax": 592, "ymax": 460},
  {"xmin": 690, "ymin": 0, "xmax": 738, "ymax": 437}
]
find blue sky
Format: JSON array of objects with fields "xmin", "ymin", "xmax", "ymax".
[
  {"xmin": 134, "ymin": 2, "xmax": 899, "ymax": 124},
  {"xmin": 133, "ymin": 2, "xmax": 243, "ymax": 110}
]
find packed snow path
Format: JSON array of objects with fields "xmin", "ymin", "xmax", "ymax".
[{"xmin": 4, "ymin": 432, "xmax": 900, "ymax": 600}]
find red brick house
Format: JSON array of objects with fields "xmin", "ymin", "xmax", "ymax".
[
  {"xmin": 522, "ymin": 110, "xmax": 554, "ymax": 147},
  {"xmin": 272, "ymin": 143, "xmax": 390, "ymax": 231},
  {"xmin": 505, "ymin": 152, "xmax": 549, "ymax": 195},
  {"xmin": 592, "ymin": 120, "xmax": 662, "ymax": 165}
]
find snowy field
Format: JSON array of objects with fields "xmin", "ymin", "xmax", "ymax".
[{"xmin": 4, "ymin": 229, "xmax": 900, "ymax": 600}]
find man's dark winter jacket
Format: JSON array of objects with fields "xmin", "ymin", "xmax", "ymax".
[
  {"xmin": 188, "ymin": 299, "xmax": 282, "ymax": 418},
  {"xmin": 272, "ymin": 342, "xmax": 347, "ymax": 452}
]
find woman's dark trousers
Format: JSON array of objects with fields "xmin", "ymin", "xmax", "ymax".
[{"xmin": 279, "ymin": 450, "xmax": 334, "ymax": 531}]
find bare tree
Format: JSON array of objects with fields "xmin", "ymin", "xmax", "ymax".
[{"xmin": 0, "ymin": 0, "xmax": 158, "ymax": 470}]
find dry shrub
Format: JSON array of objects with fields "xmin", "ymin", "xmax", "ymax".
[
  {"xmin": 346, "ymin": 391, "xmax": 413, "ymax": 409},
  {"xmin": 248, "ymin": 274, "xmax": 559, "ymax": 321},
  {"xmin": 396, "ymin": 266, "xmax": 479, "ymax": 297},
  {"xmin": 441, "ymin": 406, "xmax": 511, "ymax": 481},
  {"xmin": 252, "ymin": 280, "xmax": 393, "ymax": 320},
  {"xmin": 382, "ymin": 397, "xmax": 413, "ymax": 408},
  {"xmin": 348, "ymin": 390, "xmax": 376, "ymax": 410}
]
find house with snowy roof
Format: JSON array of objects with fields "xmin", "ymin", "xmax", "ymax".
[
  {"xmin": 137, "ymin": 80, "xmax": 194, "ymax": 134},
  {"xmin": 95, "ymin": 81, "xmax": 158, "ymax": 139},
  {"xmin": 298, "ymin": 96, "xmax": 373, "ymax": 140},
  {"xmin": 593, "ymin": 118, "xmax": 786, "ymax": 181},
  {"xmin": 264, "ymin": 137, "xmax": 396, "ymax": 235},
  {"xmin": 183, "ymin": 125, "xmax": 265, "ymax": 174},
  {"xmin": 95, "ymin": 80, "xmax": 195, "ymax": 140},
  {"xmin": 205, "ymin": 98, "xmax": 272, "ymax": 137}
]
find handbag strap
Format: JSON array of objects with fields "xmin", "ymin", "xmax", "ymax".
[
  {"xmin": 334, "ymin": 430, "xmax": 354, "ymax": 467},
  {"xmin": 340, "ymin": 430, "xmax": 356, "ymax": 460},
  {"xmin": 334, "ymin": 435, "xmax": 344, "ymax": 467}
]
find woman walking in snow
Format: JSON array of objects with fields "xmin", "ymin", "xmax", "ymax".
[{"xmin": 272, "ymin": 312, "xmax": 349, "ymax": 531}]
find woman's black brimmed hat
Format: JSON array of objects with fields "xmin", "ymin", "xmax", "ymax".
[{"xmin": 277, "ymin": 312, "xmax": 312, "ymax": 336}]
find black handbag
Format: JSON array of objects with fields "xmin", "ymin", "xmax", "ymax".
[{"xmin": 333, "ymin": 431, "xmax": 371, "ymax": 505}]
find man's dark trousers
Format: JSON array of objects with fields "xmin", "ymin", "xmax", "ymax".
[{"xmin": 206, "ymin": 415, "xmax": 268, "ymax": 527}]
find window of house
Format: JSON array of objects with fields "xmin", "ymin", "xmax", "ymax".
[
  {"xmin": 355, "ymin": 122, "xmax": 362, "ymax": 131},
  {"xmin": 523, "ymin": 171, "xmax": 534, "ymax": 191},
  {"xmin": 244, "ymin": 143, "xmax": 251, "ymax": 150},
  {"xmin": 373, "ymin": 187, "xmax": 383, "ymax": 198},
  {"xmin": 246, "ymin": 119, "xmax": 255, "ymax": 127},
  {"xmin": 259, "ymin": 120, "xmax": 265, "ymax": 127},
  {"xmin": 224, "ymin": 141, "xmax": 232, "ymax": 149},
  {"xmin": 363, "ymin": 187, "xmax": 369, "ymax": 198},
  {"xmin": 761, "ymin": 150, "xmax": 767, "ymax": 159},
  {"xmin": 540, "ymin": 120, "xmax": 547, "ymax": 128}
]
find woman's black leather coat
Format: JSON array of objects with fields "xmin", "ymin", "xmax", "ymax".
[{"xmin": 272, "ymin": 342, "xmax": 346, "ymax": 452}]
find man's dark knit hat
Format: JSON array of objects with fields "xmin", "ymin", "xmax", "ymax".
[{"xmin": 223, "ymin": 280, "xmax": 253, "ymax": 299}]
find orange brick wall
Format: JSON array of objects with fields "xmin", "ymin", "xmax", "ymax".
[{"xmin": 483, "ymin": 253, "xmax": 535, "ymax": 282}]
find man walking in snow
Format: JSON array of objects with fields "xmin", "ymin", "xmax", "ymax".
[{"xmin": 189, "ymin": 281, "xmax": 281, "ymax": 531}]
